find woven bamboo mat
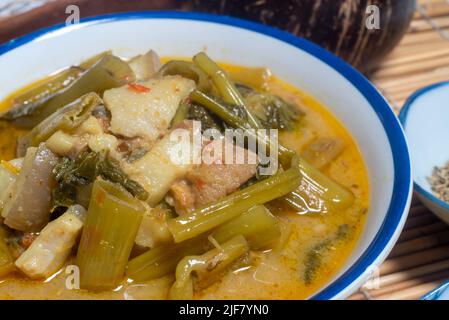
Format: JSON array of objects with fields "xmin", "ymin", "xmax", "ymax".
[{"xmin": 348, "ymin": 0, "xmax": 449, "ymax": 300}]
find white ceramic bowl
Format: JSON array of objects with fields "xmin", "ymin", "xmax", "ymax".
[
  {"xmin": 399, "ymin": 82, "xmax": 449, "ymax": 224},
  {"xmin": 0, "ymin": 12, "xmax": 412, "ymax": 300}
]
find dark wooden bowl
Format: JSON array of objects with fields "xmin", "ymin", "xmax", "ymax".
[
  {"xmin": 191, "ymin": 0, "xmax": 417, "ymax": 73},
  {"xmin": 0, "ymin": 0, "xmax": 415, "ymax": 73}
]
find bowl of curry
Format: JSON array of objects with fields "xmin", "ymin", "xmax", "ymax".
[{"xmin": 0, "ymin": 12, "xmax": 412, "ymax": 300}]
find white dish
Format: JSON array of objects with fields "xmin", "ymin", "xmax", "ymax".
[
  {"xmin": 0, "ymin": 11, "xmax": 412, "ymax": 299},
  {"xmin": 400, "ymin": 82, "xmax": 449, "ymax": 224}
]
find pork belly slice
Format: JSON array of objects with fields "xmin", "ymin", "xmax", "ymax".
[
  {"xmin": 123, "ymin": 121, "xmax": 196, "ymax": 206},
  {"xmin": 104, "ymin": 75, "xmax": 195, "ymax": 143},
  {"xmin": 15, "ymin": 205, "xmax": 86, "ymax": 279},
  {"xmin": 170, "ymin": 138, "xmax": 258, "ymax": 214},
  {"xmin": 2, "ymin": 143, "xmax": 58, "ymax": 232}
]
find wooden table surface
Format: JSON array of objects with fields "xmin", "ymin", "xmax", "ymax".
[
  {"xmin": 349, "ymin": 0, "xmax": 449, "ymax": 300},
  {"xmin": 1, "ymin": 0, "xmax": 449, "ymax": 300}
]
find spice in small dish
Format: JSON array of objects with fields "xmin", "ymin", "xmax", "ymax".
[{"xmin": 428, "ymin": 161, "xmax": 449, "ymax": 203}]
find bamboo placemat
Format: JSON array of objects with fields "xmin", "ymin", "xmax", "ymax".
[{"xmin": 348, "ymin": 0, "xmax": 449, "ymax": 300}]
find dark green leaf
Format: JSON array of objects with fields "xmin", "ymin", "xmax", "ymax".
[
  {"xmin": 303, "ymin": 224, "xmax": 352, "ymax": 285},
  {"xmin": 51, "ymin": 149, "xmax": 148, "ymax": 211},
  {"xmin": 238, "ymin": 86, "xmax": 303, "ymax": 130},
  {"xmin": 187, "ymin": 103, "xmax": 223, "ymax": 132}
]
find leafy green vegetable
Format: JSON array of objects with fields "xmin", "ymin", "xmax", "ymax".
[
  {"xmin": 193, "ymin": 52, "xmax": 261, "ymax": 129},
  {"xmin": 171, "ymin": 101, "xmax": 190, "ymax": 127},
  {"xmin": 186, "ymin": 96, "xmax": 249, "ymax": 133},
  {"xmin": 239, "ymin": 87, "xmax": 303, "ymax": 130},
  {"xmin": 1, "ymin": 54, "xmax": 134, "ymax": 128},
  {"xmin": 126, "ymin": 148, "xmax": 149, "ymax": 163},
  {"xmin": 3, "ymin": 52, "xmax": 109, "ymax": 123},
  {"xmin": 303, "ymin": 239, "xmax": 331, "ymax": 285},
  {"xmin": 303, "ymin": 224, "xmax": 351, "ymax": 285},
  {"xmin": 335, "ymin": 224, "xmax": 350, "ymax": 240},
  {"xmin": 17, "ymin": 92, "xmax": 103, "ymax": 157},
  {"xmin": 0, "ymin": 227, "xmax": 15, "ymax": 277},
  {"xmin": 190, "ymin": 90, "xmax": 296, "ymax": 168},
  {"xmin": 52, "ymin": 149, "xmax": 148, "ymax": 210},
  {"xmin": 187, "ymin": 103, "xmax": 223, "ymax": 132},
  {"xmin": 100, "ymin": 154, "xmax": 148, "ymax": 200}
]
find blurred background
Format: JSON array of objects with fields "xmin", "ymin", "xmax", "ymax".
[
  {"xmin": 1, "ymin": 0, "xmax": 449, "ymax": 300},
  {"xmin": 0, "ymin": 0, "xmax": 416, "ymax": 74}
]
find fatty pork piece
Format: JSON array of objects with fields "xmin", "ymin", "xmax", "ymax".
[
  {"xmin": 123, "ymin": 121, "xmax": 195, "ymax": 206},
  {"xmin": 15, "ymin": 205, "xmax": 86, "ymax": 279},
  {"xmin": 2, "ymin": 143, "xmax": 58, "ymax": 232},
  {"xmin": 45, "ymin": 115, "xmax": 106, "ymax": 157},
  {"xmin": 135, "ymin": 207, "xmax": 173, "ymax": 249},
  {"xmin": 128, "ymin": 50, "xmax": 161, "ymax": 81},
  {"xmin": 104, "ymin": 75, "xmax": 195, "ymax": 143},
  {"xmin": 169, "ymin": 138, "xmax": 258, "ymax": 214},
  {"xmin": 0, "ymin": 161, "xmax": 19, "ymax": 210}
]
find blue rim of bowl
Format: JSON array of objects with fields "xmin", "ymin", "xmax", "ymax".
[
  {"xmin": 399, "ymin": 81, "xmax": 449, "ymax": 214},
  {"xmin": 0, "ymin": 11, "xmax": 412, "ymax": 300},
  {"xmin": 421, "ymin": 280, "xmax": 449, "ymax": 300}
]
